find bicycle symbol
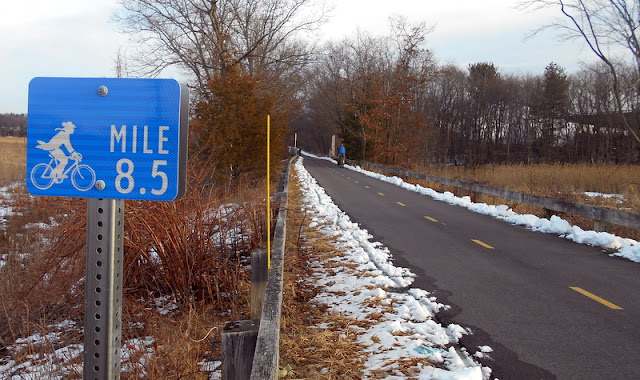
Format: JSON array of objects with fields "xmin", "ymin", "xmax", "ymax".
[{"xmin": 30, "ymin": 152, "xmax": 96, "ymax": 191}]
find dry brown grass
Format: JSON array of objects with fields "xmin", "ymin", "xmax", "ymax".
[
  {"xmin": 0, "ymin": 154, "xmax": 268, "ymax": 377},
  {"xmin": 389, "ymin": 162, "xmax": 640, "ymax": 241},
  {"xmin": 280, "ymin": 164, "xmax": 441, "ymax": 378},
  {"xmin": 0, "ymin": 191, "xmax": 88, "ymax": 380},
  {"xmin": 412, "ymin": 162, "xmax": 640, "ymax": 204},
  {"xmin": 120, "ymin": 302, "xmax": 240, "ymax": 379},
  {"xmin": 0, "ymin": 137, "xmax": 26, "ymax": 185}
]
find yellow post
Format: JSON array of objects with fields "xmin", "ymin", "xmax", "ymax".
[{"xmin": 266, "ymin": 115, "xmax": 271, "ymax": 269}]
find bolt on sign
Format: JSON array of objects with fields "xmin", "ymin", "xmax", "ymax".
[{"xmin": 26, "ymin": 77, "xmax": 189, "ymax": 201}]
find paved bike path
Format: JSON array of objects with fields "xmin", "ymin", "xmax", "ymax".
[{"xmin": 302, "ymin": 155, "xmax": 640, "ymax": 380}]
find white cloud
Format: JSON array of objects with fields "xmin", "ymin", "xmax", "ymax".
[
  {"xmin": 320, "ymin": 0, "xmax": 592, "ymax": 73},
  {"xmin": 0, "ymin": 0, "xmax": 598, "ymax": 114},
  {"xmin": 0, "ymin": 1, "xmax": 126, "ymax": 113}
]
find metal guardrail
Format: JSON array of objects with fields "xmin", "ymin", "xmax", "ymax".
[
  {"xmin": 249, "ymin": 157, "xmax": 292, "ymax": 380},
  {"xmin": 348, "ymin": 160, "xmax": 640, "ymax": 231}
]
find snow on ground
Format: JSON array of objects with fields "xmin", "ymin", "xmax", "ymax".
[
  {"xmin": 0, "ymin": 320, "xmax": 83, "ymax": 379},
  {"xmin": 583, "ymin": 191, "xmax": 625, "ymax": 201},
  {"xmin": 0, "ymin": 298, "xmax": 176, "ymax": 379},
  {"xmin": 295, "ymin": 157, "xmax": 491, "ymax": 379},
  {"xmin": 305, "ymin": 153, "xmax": 640, "ymax": 263},
  {"xmin": 4, "ymin": 154, "xmax": 637, "ymax": 378},
  {"xmin": 0, "ymin": 186, "xmax": 243, "ymax": 378},
  {"xmin": 0, "ymin": 182, "xmax": 22, "ymax": 230}
]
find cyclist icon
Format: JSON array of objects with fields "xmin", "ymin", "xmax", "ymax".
[{"xmin": 30, "ymin": 121, "xmax": 96, "ymax": 191}]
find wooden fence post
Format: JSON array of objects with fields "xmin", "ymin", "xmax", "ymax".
[
  {"xmin": 222, "ymin": 320, "xmax": 259, "ymax": 380},
  {"xmin": 251, "ymin": 248, "xmax": 268, "ymax": 320}
]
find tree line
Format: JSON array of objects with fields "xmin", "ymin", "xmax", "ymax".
[
  {"xmin": 6, "ymin": 1, "xmax": 639, "ymax": 172},
  {"xmin": 0, "ymin": 113, "xmax": 26, "ymax": 137},
  {"xmin": 300, "ymin": 20, "xmax": 640, "ymax": 166},
  {"xmin": 109, "ymin": 0, "xmax": 640, "ymax": 173}
]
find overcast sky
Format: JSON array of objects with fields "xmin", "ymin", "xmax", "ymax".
[{"xmin": 1, "ymin": 0, "xmax": 592, "ymax": 114}]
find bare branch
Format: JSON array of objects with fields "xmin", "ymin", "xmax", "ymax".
[
  {"xmin": 521, "ymin": 0, "xmax": 640, "ymax": 143},
  {"xmin": 114, "ymin": 0, "xmax": 327, "ymax": 94}
]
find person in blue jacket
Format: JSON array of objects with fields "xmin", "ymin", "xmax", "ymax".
[{"xmin": 337, "ymin": 144, "xmax": 346, "ymax": 166}]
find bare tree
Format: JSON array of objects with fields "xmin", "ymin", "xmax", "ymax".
[
  {"xmin": 521, "ymin": 0, "xmax": 640, "ymax": 142},
  {"xmin": 295, "ymin": 17, "xmax": 438, "ymax": 160},
  {"xmin": 114, "ymin": 0, "xmax": 326, "ymax": 93},
  {"xmin": 114, "ymin": 47, "xmax": 130, "ymax": 78}
]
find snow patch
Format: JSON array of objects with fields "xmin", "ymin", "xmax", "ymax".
[{"xmin": 295, "ymin": 157, "xmax": 490, "ymax": 379}]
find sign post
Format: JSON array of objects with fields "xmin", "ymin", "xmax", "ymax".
[
  {"xmin": 84, "ymin": 198, "xmax": 125, "ymax": 379},
  {"xmin": 26, "ymin": 77, "xmax": 189, "ymax": 379}
]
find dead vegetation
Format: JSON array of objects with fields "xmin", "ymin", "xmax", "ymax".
[
  {"xmin": 4, "ymin": 132, "xmax": 640, "ymax": 377},
  {"xmin": 0, "ymin": 137, "xmax": 26, "ymax": 184},
  {"xmin": 279, "ymin": 167, "xmax": 368, "ymax": 379},
  {"xmin": 411, "ymin": 162, "xmax": 640, "ymax": 210},
  {"xmin": 279, "ymin": 165, "xmax": 448, "ymax": 379},
  {"xmin": 0, "ymin": 141, "xmax": 267, "ymax": 377},
  {"xmin": 374, "ymin": 162, "xmax": 640, "ymax": 241}
]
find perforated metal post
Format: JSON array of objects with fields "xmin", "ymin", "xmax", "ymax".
[{"xmin": 84, "ymin": 198, "xmax": 125, "ymax": 380}]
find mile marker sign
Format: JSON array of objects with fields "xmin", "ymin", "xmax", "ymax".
[{"xmin": 26, "ymin": 77, "xmax": 189, "ymax": 201}]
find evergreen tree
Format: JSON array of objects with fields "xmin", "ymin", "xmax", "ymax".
[{"xmin": 192, "ymin": 66, "xmax": 289, "ymax": 185}]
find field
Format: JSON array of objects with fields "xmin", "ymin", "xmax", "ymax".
[
  {"xmin": 0, "ymin": 137, "xmax": 264, "ymax": 378},
  {"xmin": 3, "ymin": 137, "xmax": 640, "ymax": 376},
  {"xmin": 411, "ymin": 162, "xmax": 640, "ymax": 210},
  {"xmin": 403, "ymin": 162, "xmax": 640, "ymax": 241},
  {"xmin": 0, "ymin": 136, "xmax": 26, "ymax": 185}
]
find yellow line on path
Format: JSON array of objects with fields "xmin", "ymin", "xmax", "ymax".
[
  {"xmin": 365, "ymin": 186, "xmax": 370, "ymax": 189},
  {"xmin": 355, "ymin": 180, "xmax": 359, "ymax": 183},
  {"xmin": 378, "ymin": 192, "xmax": 384, "ymax": 196},
  {"xmin": 472, "ymin": 239, "xmax": 494, "ymax": 249},
  {"xmin": 397, "ymin": 202, "xmax": 406, "ymax": 206},
  {"xmin": 424, "ymin": 216, "xmax": 438, "ymax": 222},
  {"xmin": 570, "ymin": 287, "xmax": 623, "ymax": 310}
]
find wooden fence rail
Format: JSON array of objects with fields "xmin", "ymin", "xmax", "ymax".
[
  {"xmin": 348, "ymin": 160, "xmax": 640, "ymax": 232},
  {"xmin": 221, "ymin": 157, "xmax": 293, "ymax": 380},
  {"xmin": 249, "ymin": 157, "xmax": 292, "ymax": 380}
]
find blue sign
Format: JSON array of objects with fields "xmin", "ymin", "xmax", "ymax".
[{"xmin": 26, "ymin": 77, "xmax": 188, "ymax": 201}]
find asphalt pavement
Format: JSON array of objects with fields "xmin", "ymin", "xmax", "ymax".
[{"xmin": 301, "ymin": 155, "xmax": 640, "ymax": 380}]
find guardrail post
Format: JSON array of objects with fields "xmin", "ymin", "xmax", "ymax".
[
  {"xmin": 251, "ymin": 248, "xmax": 268, "ymax": 320},
  {"xmin": 222, "ymin": 320, "xmax": 259, "ymax": 380},
  {"xmin": 594, "ymin": 220, "xmax": 611, "ymax": 232}
]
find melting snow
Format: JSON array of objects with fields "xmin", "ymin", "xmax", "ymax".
[
  {"xmin": 307, "ymin": 154, "xmax": 640, "ymax": 263},
  {"xmin": 295, "ymin": 157, "xmax": 491, "ymax": 379}
]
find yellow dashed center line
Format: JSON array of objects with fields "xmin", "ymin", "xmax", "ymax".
[
  {"xmin": 378, "ymin": 192, "xmax": 384, "ymax": 196},
  {"xmin": 570, "ymin": 287, "xmax": 623, "ymax": 310},
  {"xmin": 397, "ymin": 202, "xmax": 406, "ymax": 206},
  {"xmin": 472, "ymin": 239, "xmax": 495, "ymax": 249},
  {"xmin": 365, "ymin": 186, "xmax": 370, "ymax": 189},
  {"xmin": 424, "ymin": 216, "xmax": 438, "ymax": 222},
  {"xmin": 355, "ymin": 180, "xmax": 359, "ymax": 183}
]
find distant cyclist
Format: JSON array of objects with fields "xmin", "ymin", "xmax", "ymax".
[{"xmin": 337, "ymin": 144, "xmax": 346, "ymax": 167}]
